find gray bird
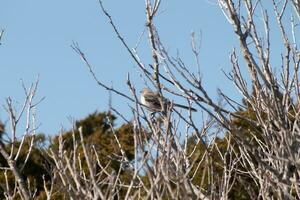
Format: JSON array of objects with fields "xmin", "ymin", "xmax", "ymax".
[{"xmin": 140, "ymin": 88, "xmax": 197, "ymax": 112}]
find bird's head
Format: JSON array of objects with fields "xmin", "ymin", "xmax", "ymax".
[{"xmin": 140, "ymin": 88, "xmax": 152, "ymax": 95}]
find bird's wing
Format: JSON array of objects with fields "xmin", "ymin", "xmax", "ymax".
[{"xmin": 144, "ymin": 94, "xmax": 161, "ymax": 108}]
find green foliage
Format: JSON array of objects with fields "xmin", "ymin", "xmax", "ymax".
[
  {"xmin": 0, "ymin": 111, "xmax": 136, "ymax": 199},
  {"xmin": 51, "ymin": 111, "xmax": 134, "ymax": 170},
  {"xmin": 0, "ymin": 107, "xmax": 269, "ymax": 199},
  {"xmin": 0, "ymin": 133, "xmax": 50, "ymax": 199},
  {"xmin": 186, "ymin": 134, "xmax": 258, "ymax": 199},
  {"xmin": 0, "ymin": 121, "xmax": 4, "ymax": 142},
  {"xmin": 49, "ymin": 111, "xmax": 136, "ymax": 198}
]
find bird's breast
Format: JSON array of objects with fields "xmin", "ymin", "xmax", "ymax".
[{"xmin": 141, "ymin": 95, "xmax": 146, "ymax": 105}]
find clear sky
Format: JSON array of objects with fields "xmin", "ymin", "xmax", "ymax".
[{"xmin": 0, "ymin": 0, "xmax": 250, "ymax": 135}]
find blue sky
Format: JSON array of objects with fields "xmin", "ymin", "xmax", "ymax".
[{"xmin": 0, "ymin": 1, "xmax": 250, "ymax": 135}]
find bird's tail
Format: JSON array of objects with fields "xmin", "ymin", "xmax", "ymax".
[{"xmin": 173, "ymin": 103, "xmax": 197, "ymax": 112}]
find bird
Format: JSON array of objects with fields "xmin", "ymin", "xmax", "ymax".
[{"xmin": 140, "ymin": 88, "xmax": 197, "ymax": 112}]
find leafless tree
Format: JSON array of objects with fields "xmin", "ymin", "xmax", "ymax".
[
  {"xmin": 72, "ymin": 0, "xmax": 300, "ymax": 199},
  {"xmin": 217, "ymin": 0, "xmax": 300, "ymax": 198},
  {"xmin": 2, "ymin": 0, "xmax": 300, "ymax": 199},
  {"xmin": 0, "ymin": 80, "xmax": 42, "ymax": 200},
  {"xmin": 71, "ymin": 0, "xmax": 243, "ymax": 199}
]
